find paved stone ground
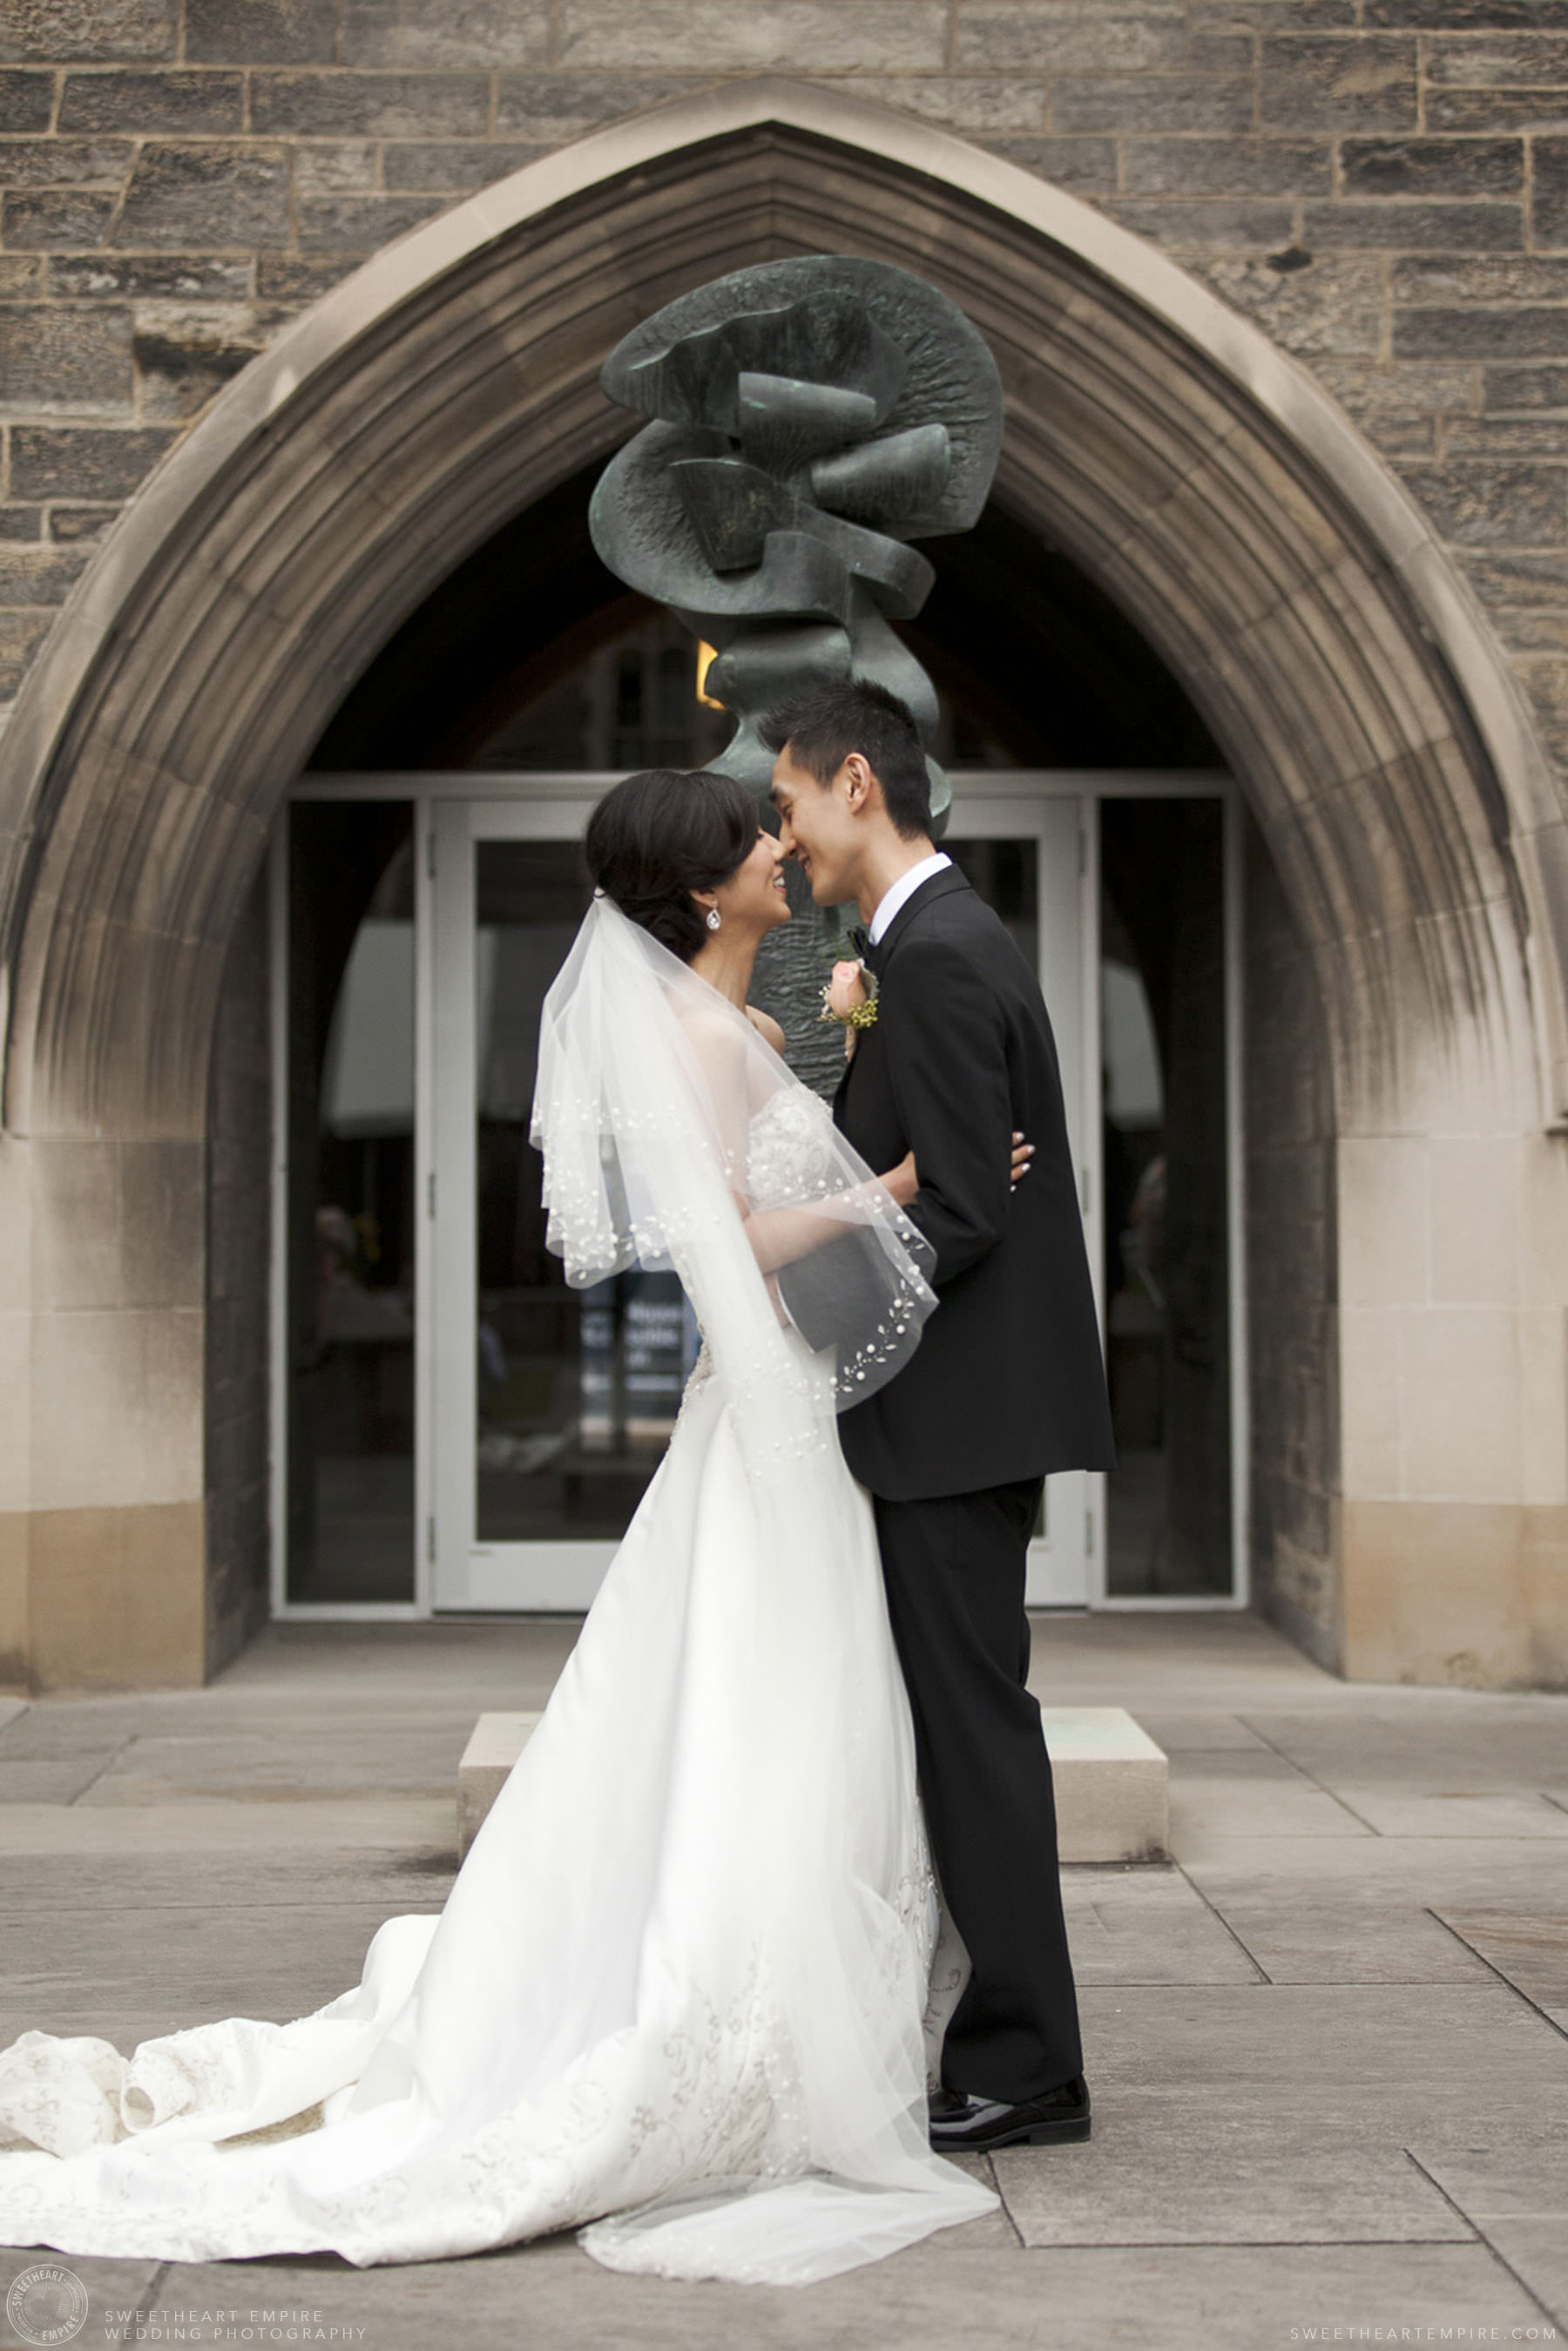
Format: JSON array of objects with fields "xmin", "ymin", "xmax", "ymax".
[{"xmin": 1, "ymin": 1611, "xmax": 1565, "ymax": 2351}]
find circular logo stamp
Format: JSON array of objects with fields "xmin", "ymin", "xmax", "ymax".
[{"xmin": 5, "ymin": 2263, "xmax": 90, "ymax": 2347}]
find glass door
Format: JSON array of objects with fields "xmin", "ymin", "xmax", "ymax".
[
  {"xmin": 429, "ymin": 789, "xmax": 1098, "ymax": 1612},
  {"xmin": 945, "ymin": 794, "xmax": 1098, "ymax": 1608}
]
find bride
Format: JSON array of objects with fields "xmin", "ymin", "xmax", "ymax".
[{"xmin": 0, "ymin": 767, "xmax": 1015, "ymax": 2286}]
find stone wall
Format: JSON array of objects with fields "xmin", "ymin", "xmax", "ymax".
[
  {"xmin": 1243, "ymin": 802, "xmax": 1341, "ymax": 1672},
  {"xmin": 3, "ymin": 3, "xmax": 1568, "ymax": 790},
  {"xmin": 203, "ymin": 859, "xmax": 270, "ymax": 1678}
]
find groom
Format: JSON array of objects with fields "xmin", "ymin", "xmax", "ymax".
[{"xmin": 762, "ymin": 680, "xmax": 1117, "ymax": 2153}]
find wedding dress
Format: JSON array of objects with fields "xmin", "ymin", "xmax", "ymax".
[{"xmin": 0, "ymin": 894, "xmax": 998, "ymax": 2285}]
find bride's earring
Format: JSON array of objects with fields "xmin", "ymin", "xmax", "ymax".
[{"xmin": 706, "ymin": 908, "xmax": 722, "ymax": 931}]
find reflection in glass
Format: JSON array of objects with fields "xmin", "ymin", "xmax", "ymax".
[
  {"xmin": 1101, "ymin": 799, "xmax": 1232, "ymax": 1595},
  {"xmin": 287, "ymin": 801, "xmax": 416, "ymax": 1602},
  {"xmin": 473, "ymin": 841, "xmax": 699, "ymax": 1544}
]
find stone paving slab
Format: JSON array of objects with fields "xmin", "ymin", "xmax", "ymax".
[
  {"xmin": 1404, "ymin": 2141, "xmax": 1568, "ymax": 2331},
  {"xmin": 1435, "ymin": 1907, "xmax": 1568, "ymax": 2029},
  {"xmin": 1061, "ymin": 1864, "xmax": 1260, "ymax": 1984},
  {"xmin": 0, "ymin": 1851, "xmax": 457, "ymax": 1915},
  {"xmin": 8, "ymin": 2238, "xmax": 1553, "ymax": 2351},
  {"xmin": 1, "ymin": 1618, "xmax": 1565, "ymax": 2348},
  {"xmin": 0, "ymin": 1904, "xmax": 439, "ymax": 2030},
  {"xmin": 1168, "ymin": 1748, "xmax": 1373, "ymax": 1841},
  {"xmin": 997, "ymin": 1979, "xmax": 1568, "ymax": 2250},
  {"xmin": 0, "ymin": 1800, "xmax": 456, "ymax": 1854}
]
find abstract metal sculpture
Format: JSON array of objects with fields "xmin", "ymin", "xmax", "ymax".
[{"xmin": 589, "ymin": 255, "xmax": 1004, "ymax": 828}]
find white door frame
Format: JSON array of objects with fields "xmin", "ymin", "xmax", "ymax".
[{"xmin": 269, "ymin": 770, "xmax": 1246, "ymax": 1618}]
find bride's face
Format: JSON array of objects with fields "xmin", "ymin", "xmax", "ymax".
[{"xmin": 708, "ymin": 825, "xmax": 791, "ymax": 936}]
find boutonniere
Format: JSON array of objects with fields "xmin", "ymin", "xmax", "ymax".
[{"xmin": 818, "ymin": 957, "xmax": 878, "ymax": 1032}]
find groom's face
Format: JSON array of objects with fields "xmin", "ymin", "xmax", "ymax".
[{"xmin": 769, "ymin": 747, "xmax": 862, "ymax": 906}]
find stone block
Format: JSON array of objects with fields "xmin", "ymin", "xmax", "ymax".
[
  {"xmin": 852, "ymin": 76, "xmax": 1047, "ymax": 133},
  {"xmin": 3, "ymin": 190, "xmax": 116, "ymax": 248},
  {"xmin": 1423, "ymin": 33, "xmax": 1568, "ymax": 88},
  {"xmin": 1368, "ymin": 0, "xmax": 1568, "ymax": 20},
  {"xmin": 382, "ymin": 141, "xmax": 546, "ymax": 193},
  {"xmin": 0, "ymin": 544, "xmax": 88, "ymax": 603},
  {"xmin": 26, "ymin": 1500, "xmax": 206, "ymax": 1692},
  {"xmin": 251, "ymin": 69, "xmax": 490, "ymax": 138},
  {"xmin": 59, "ymin": 69, "xmax": 245, "ymax": 133},
  {"xmin": 561, "ymin": 1, "xmax": 950, "ymax": 73},
  {"xmin": 1193, "ymin": 0, "xmax": 1355, "ymax": 23},
  {"xmin": 133, "ymin": 304, "xmax": 276, "ymax": 422},
  {"xmin": 1044, "ymin": 1708, "xmax": 1170, "ymax": 1862},
  {"xmin": 0, "ymin": 71, "xmax": 53, "ymax": 129},
  {"xmin": 459, "ymin": 1707, "xmax": 1169, "ymax": 1862},
  {"xmin": 341, "ymin": 0, "xmax": 551, "ymax": 69},
  {"xmin": 955, "ymin": 7, "xmax": 1188, "ymax": 73},
  {"xmin": 9, "ymin": 423, "xmax": 174, "ymax": 498},
  {"xmin": 1534, "ymin": 137, "xmax": 1568, "ymax": 247},
  {"xmin": 1106, "ymin": 198, "xmax": 1297, "ymax": 247},
  {"xmin": 1397, "ymin": 459, "xmax": 1567, "ymax": 546},
  {"xmin": 456, "ymin": 1712, "xmax": 541, "ymax": 1857},
  {"xmin": 256, "ymin": 254, "xmax": 357, "ymax": 301},
  {"xmin": 1053, "ymin": 75, "xmax": 1255, "ymax": 133},
  {"xmin": 48, "ymin": 253, "xmax": 253, "ymax": 300},
  {"xmin": 983, "ymin": 135, "xmax": 1118, "ymax": 193},
  {"xmin": 1300, "ymin": 200, "xmax": 1523, "ymax": 251},
  {"xmin": 0, "ymin": 303, "xmax": 132, "ymax": 415},
  {"xmin": 0, "ymin": 608, "xmax": 52, "ymax": 697},
  {"xmin": 0, "ymin": 507, "xmax": 43, "ymax": 541},
  {"xmin": 113, "ymin": 142, "xmax": 290, "ymax": 249},
  {"xmin": 1260, "ymin": 34, "xmax": 1418, "ymax": 130},
  {"xmin": 1396, "ymin": 306, "xmax": 1568, "ymax": 359},
  {"xmin": 493, "ymin": 71, "xmax": 692, "ymax": 138},
  {"xmin": 184, "ymin": 0, "xmax": 337, "ymax": 64},
  {"xmin": 1122, "ymin": 137, "xmax": 1332, "ymax": 197},
  {"xmin": 291, "ymin": 141, "xmax": 379, "ymax": 194},
  {"xmin": 1485, "ymin": 362, "xmax": 1568, "ymax": 409},
  {"xmin": 47, "ymin": 505, "xmax": 119, "ymax": 542},
  {"xmin": 1429, "ymin": 90, "xmax": 1568, "ymax": 133},
  {"xmin": 1459, "ymin": 549, "xmax": 1568, "ymax": 607},
  {"xmin": 0, "ymin": 135, "xmax": 133, "ymax": 185},
  {"xmin": 1393, "ymin": 253, "xmax": 1568, "ymax": 303},
  {"xmin": 0, "ymin": 0, "xmax": 174, "ymax": 64},
  {"xmin": 294, "ymin": 193, "xmax": 446, "ymax": 252},
  {"xmin": 0, "ymin": 256, "xmax": 42, "ymax": 294},
  {"xmin": 1340, "ymin": 136, "xmax": 1522, "ymax": 197},
  {"xmin": 1192, "ymin": 251, "xmax": 1387, "ymax": 357}
]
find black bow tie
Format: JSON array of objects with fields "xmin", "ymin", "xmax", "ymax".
[{"xmin": 848, "ymin": 923, "xmax": 885, "ymax": 976}]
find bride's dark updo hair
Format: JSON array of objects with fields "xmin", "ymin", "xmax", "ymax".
[{"xmin": 585, "ymin": 767, "xmax": 760, "ymax": 964}]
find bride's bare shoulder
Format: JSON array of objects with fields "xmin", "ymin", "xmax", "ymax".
[{"xmin": 745, "ymin": 1005, "xmax": 786, "ymax": 1055}]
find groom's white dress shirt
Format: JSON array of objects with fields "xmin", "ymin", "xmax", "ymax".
[{"xmin": 868, "ymin": 852, "xmax": 952, "ymax": 946}]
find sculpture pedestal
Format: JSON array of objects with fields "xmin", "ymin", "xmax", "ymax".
[{"xmin": 456, "ymin": 1706, "xmax": 1167, "ymax": 1863}]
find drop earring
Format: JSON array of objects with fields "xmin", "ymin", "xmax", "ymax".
[{"xmin": 706, "ymin": 908, "xmax": 722, "ymax": 931}]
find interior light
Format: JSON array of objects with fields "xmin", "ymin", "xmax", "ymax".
[{"xmin": 695, "ymin": 642, "xmax": 725, "ymax": 709}]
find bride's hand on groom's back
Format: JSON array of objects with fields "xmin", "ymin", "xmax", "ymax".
[{"xmin": 884, "ymin": 1132, "xmax": 1032, "ymax": 1209}]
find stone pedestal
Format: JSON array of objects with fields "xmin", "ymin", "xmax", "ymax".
[{"xmin": 457, "ymin": 1706, "xmax": 1167, "ymax": 1863}]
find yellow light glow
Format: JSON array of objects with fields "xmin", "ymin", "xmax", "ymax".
[{"xmin": 695, "ymin": 641, "xmax": 725, "ymax": 710}]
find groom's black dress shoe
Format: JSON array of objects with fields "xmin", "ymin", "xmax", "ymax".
[{"xmin": 928, "ymin": 2076, "xmax": 1092, "ymax": 2151}]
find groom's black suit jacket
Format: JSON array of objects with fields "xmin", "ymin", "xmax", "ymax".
[{"xmin": 819, "ymin": 864, "xmax": 1116, "ymax": 1502}]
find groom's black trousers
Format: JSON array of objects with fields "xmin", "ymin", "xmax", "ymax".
[{"xmin": 873, "ymin": 1476, "xmax": 1084, "ymax": 2104}]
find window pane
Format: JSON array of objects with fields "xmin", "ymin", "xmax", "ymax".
[
  {"xmin": 473, "ymin": 839, "xmax": 698, "ymax": 1543},
  {"xmin": 287, "ymin": 801, "xmax": 416, "ymax": 1603}
]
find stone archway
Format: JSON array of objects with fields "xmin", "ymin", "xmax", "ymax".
[{"xmin": 3, "ymin": 79, "xmax": 1563, "ymax": 1690}]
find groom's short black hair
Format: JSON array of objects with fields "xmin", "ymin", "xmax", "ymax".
[{"xmin": 760, "ymin": 680, "xmax": 932, "ymax": 841}]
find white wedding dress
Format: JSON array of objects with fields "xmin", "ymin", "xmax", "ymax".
[{"xmin": 0, "ymin": 897, "xmax": 997, "ymax": 2285}]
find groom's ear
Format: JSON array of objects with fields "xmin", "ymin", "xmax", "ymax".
[{"xmin": 841, "ymin": 753, "xmax": 875, "ymax": 813}]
